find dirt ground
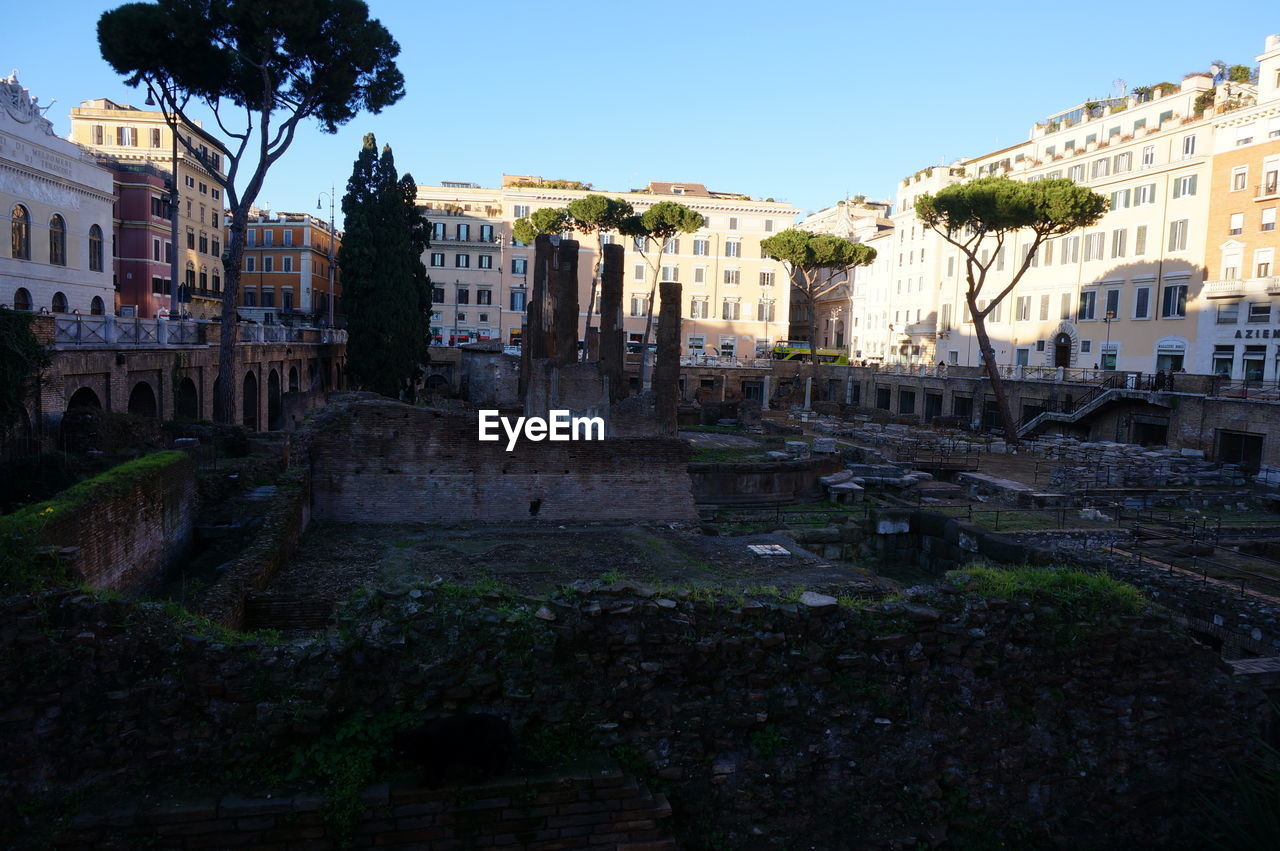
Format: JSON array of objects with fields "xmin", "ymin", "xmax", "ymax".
[{"xmin": 266, "ymin": 522, "xmax": 888, "ymax": 603}]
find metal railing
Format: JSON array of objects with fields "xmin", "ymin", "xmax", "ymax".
[
  {"xmin": 50, "ymin": 315, "xmax": 346, "ymax": 348},
  {"xmin": 681, "ymin": 355, "xmax": 774, "ymax": 369}
]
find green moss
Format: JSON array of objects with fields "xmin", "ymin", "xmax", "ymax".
[
  {"xmin": 0, "ymin": 451, "xmax": 190, "ymax": 588},
  {"xmin": 949, "ymin": 565, "xmax": 1146, "ymax": 618}
]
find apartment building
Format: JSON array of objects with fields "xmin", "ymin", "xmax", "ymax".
[
  {"xmin": 2, "ymin": 74, "xmax": 115, "ymax": 316},
  {"xmin": 1196, "ymin": 34, "xmax": 1280, "ymax": 380},
  {"xmin": 239, "ymin": 209, "xmax": 342, "ymax": 325},
  {"xmin": 793, "ymin": 198, "xmax": 894, "ymax": 356},
  {"xmin": 70, "ymin": 98, "xmax": 228, "ymax": 319},
  {"xmin": 415, "ymin": 177, "xmax": 799, "ymax": 357},
  {"xmin": 882, "ymin": 68, "xmax": 1224, "ymax": 373}
]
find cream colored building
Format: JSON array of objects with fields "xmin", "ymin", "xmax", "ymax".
[
  {"xmin": 1194, "ymin": 34, "xmax": 1280, "ymax": 380},
  {"xmin": 1, "ymin": 74, "xmax": 115, "ymax": 315},
  {"xmin": 415, "ymin": 177, "xmax": 798, "ymax": 357},
  {"xmin": 70, "ymin": 98, "xmax": 228, "ymax": 319},
  {"xmin": 884, "ymin": 67, "xmax": 1224, "ymax": 373},
  {"xmin": 794, "ymin": 197, "xmax": 894, "ymax": 358}
]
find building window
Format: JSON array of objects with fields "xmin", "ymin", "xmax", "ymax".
[
  {"xmin": 1263, "ymin": 209, "xmax": 1277, "ymax": 232},
  {"xmin": 199, "ymin": 233, "xmax": 209, "ymax": 253},
  {"xmin": 282, "ymin": 257, "xmax": 293, "ymax": 273},
  {"xmin": 759, "ymin": 270, "xmax": 774, "ymax": 287},
  {"xmin": 480, "ymin": 224, "xmax": 493, "ymax": 242},
  {"xmin": 1167, "ymin": 219, "xmax": 1188, "ymax": 251},
  {"xmin": 1249, "ymin": 302, "xmax": 1271, "ymax": 324},
  {"xmin": 457, "ymin": 224, "xmax": 470, "ymax": 241},
  {"xmin": 212, "ymin": 272, "xmax": 221, "ymax": 292},
  {"xmin": 633, "ymin": 236, "xmax": 648, "ymax": 252},
  {"xmin": 629, "ymin": 294, "xmax": 647, "ymax": 317},
  {"xmin": 633, "ymin": 263, "xmax": 645, "ymax": 281},
  {"xmin": 1104, "ymin": 289, "xmax": 1120, "ymax": 319},
  {"xmin": 723, "ymin": 269, "xmax": 740, "ymax": 285},
  {"xmin": 1084, "ymin": 232, "xmax": 1105, "ymax": 262},
  {"xmin": 116, "ymin": 126, "xmax": 137, "ymax": 146},
  {"xmin": 1216, "ymin": 302, "xmax": 1240, "ymax": 324},
  {"xmin": 1173, "ymin": 175, "xmax": 1198, "ymax": 198},
  {"xmin": 1230, "ymin": 213, "xmax": 1244, "ymax": 235},
  {"xmin": 48, "ymin": 214, "xmax": 66, "ymax": 266},
  {"xmin": 725, "ymin": 241, "xmax": 740, "ymax": 258},
  {"xmin": 1110, "ymin": 228, "xmax": 1126, "ymax": 258},
  {"xmin": 693, "ymin": 238, "xmax": 709, "ymax": 256},
  {"xmin": 432, "ymin": 286, "xmax": 445, "ymax": 304},
  {"xmin": 1161, "ymin": 283, "xmax": 1187, "ymax": 318},
  {"xmin": 690, "ymin": 297, "xmax": 708, "ymax": 319},
  {"xmin": 1015, "ymin": 296, "xmax": 1031, "ymax": 321},
  {"xmin": 282, "ymin": 230, "xmax": 293, "ymax": 246},
  {"xmin": 512, "ymin": 258, "xmax": 527, "ymax": 275},
  {"xmin": 1060, "ymin": 293, "xmax": 1072, "ymax": 320},
  {"xmin": 50, "ymin": 291, "xmax": 67, "ymax": 313},
  {"xmin": 430, "ymin": 252, "xmax": 445, "ymax": 267},
  {"xmin": 186, "ymin": 229, "xmax": 195, "ymax": 250},
  {"xmin": 456, "ymin": 288, "xmax": 469, "ymax": 304},
  {"xmin": 1135, "ymin": 183, "xmax": 1156, "ymax": 206},
  {"xmin": 1232, "ymin": 167, "xmax": 1248, "ymax": 191},
  {"xmin": 212, "ymin": 237, "xmax": 220, "ymax": 257},
  {"xmin": 1181, "ymin": 134, "xmax": 1197, "ymax": 158},
  {"xmin": 478, "ymin": 254, "xmax": 492, "ymax": 269},
  {"xmin": 513, "ymin": 205, "xmax": 530, "ymax": 218},
  {"xmin": 728, "ymin": 217, "xmax": 738, "ymax": 230},
  {"xmin": 663, "ymin": 238, "xmax": 679, "ymax": 254},
  {"xmin": 661, "ymin": 265, "xmax": 679, "ymax": 282},
  {"xmin": 92, "ymin": 125, "xmax": 104, "ymax": 145},
  {"xmin": 722, "ymin": 299, "xmax": 740, "ymax": 320},
  {"xmin": 431, "ymin": 222, "xmax": 446, "ymax": 241},
  {"xmin": 1141, "ymin": 145, "xmax": 1155, "ymax": 167},
  {"xmin": 510, "ymin": 290, "xmax": 526, "ymax": 311},
  {"xmin": 260, "ymin": 229, "xmax": 272, "ymax": 247},
  {"xmin": 477, "ymin": 289, "xmax": 492, "ymax": 306},
  {"xmin": 262, "ymin": 256, "xmax": 274, "ymax": 273},
  {"xmin": 246, "ymin": 229, "xmax": 255, "ymax": 247},
  {"xmin": 1135, "ymin": 225, "xmax": 1147, "ymax": 256},
  {"xmin": 243, "ymin": 287, "xmax": 257, "ymax": 307},
  {"xmin": 88, "ymin": 224, "xmax": 104, "ymax": 272},
  {"xmin": 245, "ymin": 257, "xmax": 256, "ymax": 272},
  {"xmin": 261, "ymin": 287, "xmax": 275, "ymax": 308},
  {"xmin": 456, "ymin": 254, "xmax": 470, "ymax": 268},
  {"xmin": 282, "ymin": 289, "xmax": 294, "ymax": 311}
]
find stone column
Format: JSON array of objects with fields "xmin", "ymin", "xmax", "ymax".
[
  {"xmin": 527, "ymin": 235, "xmax": 554, "ymax": 361},
  {"xmin": 551, "ymin": 239, "xmax": 580, "ymax": 367},
  {"xmin": 804, "ymin": 376, "xmax": 813, "ymax": 409},
  {"xmin": 599, "ymin": 244, "xmax": 625, "ymax": 402},
  {"xmin": 762, "ymin": 375, "xmax": 771, "ymax": 409},
  {"xmin": 655, "ymin": 281, "xmax": 682, "ymax": 436}
]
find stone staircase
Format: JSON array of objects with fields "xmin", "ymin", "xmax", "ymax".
[{"xmin": 1017, "ymin": 382, "xmax": 1170, "ymax": 439}]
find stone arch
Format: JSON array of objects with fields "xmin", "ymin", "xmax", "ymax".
[
  {"xmin": 90, "ymin": 296, "xmax": 105, "ymax": 315},
  {"xmin": 175, "ymin": 377, "xmax": 199, "ymax": 421},
  {"xmin": 242, "ymin": 371, "xmax": 258, "ymax": 430},
  {"xmin": 288, "ymin": 365, "xmax": 299, "ymax": 393},
  {"xmin": 13, "ymin": 287, "xmax": 32, "ymax": 311},
  {"xmin": 425, "ymin": 373, "xmax": 450, "ymax": 393},
  {"xmin": 51, "ymin": 291, "xmax": 68, "ymax": 314},
  {"xmin": 1046, "ymin": 321, "xmax": 1079, "ymax": 368},
  {"xmin": 127, "ymin": 381, "xmax": 158, "ymax": 419},
  {"xmin": 67, "ymin": 386, "xmax": 102, "ymax": 411},
  {"xmin": 267, "ymin": 368, "xmax": 282, "ymax": 431}
]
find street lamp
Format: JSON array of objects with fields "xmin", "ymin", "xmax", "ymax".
[
  {"xmin": 316, "ymin": 187, "xmax": 336, "ymax": 328},
  {"xmin": 1103, "ymin": 310, "xmax": 1115, "ymax": 369},
  {"xmin": 144, "ymin": 87, "xmax": 181, "ymax": 317}
]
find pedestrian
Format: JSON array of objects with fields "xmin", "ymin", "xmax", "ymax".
[{"xmin": 1154, "ymin": 369, "xmax": 1166, "ymax": 391}]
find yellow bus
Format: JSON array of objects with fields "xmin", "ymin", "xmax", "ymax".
[{"xmin": 770, "ymin": 341, "xmax": 850, "ymax": 365}]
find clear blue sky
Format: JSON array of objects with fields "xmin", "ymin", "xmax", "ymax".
[{"xmin": 6, "ymin": 1, "xmax": 1276, "ymax": 223}]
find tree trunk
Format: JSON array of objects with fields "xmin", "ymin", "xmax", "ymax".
[
  {"xmin": 970, "ymin": 297, "xmax": 1020, "ymax": 444},
  {"xmin": 638, "ymin": 249, "xmax": 661, "ymax": 390},
  {"xmin": 215, "ymin": 211, "xmax": 248, "ymax": 426},
  {"xmin": 806, "ymin": 289, "xmax": 820, "ymax": 366},
  {"xmin": 583, "ymin": 230, "xmax": 603, "ymax": 361}
]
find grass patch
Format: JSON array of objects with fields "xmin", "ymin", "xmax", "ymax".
[
  {"xmin": 0, "ymin": 451, "xmax": 191, "ymax": 588},
  {"xmin": 949, "ymin": 565, "xmax": 1146, "ymax": 618}
]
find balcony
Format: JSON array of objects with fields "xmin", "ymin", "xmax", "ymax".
[
  {"xmin": 1202, "ymin": 276, "xmax": 1280, "ymax": 299},
  {"xmin": 1257, "ymin": 177, "xmax": 1279, "ymax": 200}
]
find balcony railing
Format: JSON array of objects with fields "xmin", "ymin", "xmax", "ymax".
[
  {"xmin": 1203, "ymin": 275, "xmax": 1280, "ymax": 298},
  {"xmin": 48, "ymin": 314, "xmax": 346, "ymax": 348}
]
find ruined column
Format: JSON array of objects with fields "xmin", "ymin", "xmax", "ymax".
[
  {"xmin": 551, "ymin": 239, "xmax": 580, "ymax": 367},
  {"xmin": 655, "ymin": 281, "xmax": 682, "ymax": 436},
  {"xmin": 804, "ymin": 376, "xmax": 813, "ymax": 410},
  {"xmin": 599, "ymin": 244, "xmax": 625, "ymax": 402},
  {"xmin": 526, "ymin": 235, "xmax": 554, "ymax": 361}
]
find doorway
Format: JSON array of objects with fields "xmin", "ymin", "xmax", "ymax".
[
  {"xmin": 1218, "ymin": 430, "xmax": 1264, "ymax": 473},
  {"xmin": 1156, "ymin": 351, "xmax": 1185, "ymax": 372},
  {"xmin": 1053, "ymin": 333, "xmax": 1072, "ymax": 368}
]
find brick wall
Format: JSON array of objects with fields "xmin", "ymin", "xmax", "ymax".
[
  {"xmin": 29, "ymin": 451, "xmax": 197, "ymax": 594},
  {"xmin": 54, "ymin": 763, "xmax": 675, "ymax": 850},
  {"xmin": 308, "ymin": 398, "xmax": 696, "ymax": 524}
]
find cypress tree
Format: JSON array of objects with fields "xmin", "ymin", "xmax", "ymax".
[{"xmin": 339, "ymin": 134, "xmax": 431, "ymax": 400}]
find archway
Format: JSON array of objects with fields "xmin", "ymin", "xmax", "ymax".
[
  {"xmin": 288, "ymin": 365, "xmax": 299, "ymax": 393},
  {"xmin": 242, "ymin": 371, "xmax": 258, "ymax": 430},
  {"xmin": 90, "ymin": 296, "xmax": 105, "ymax": 315},
  {"xmin": 175, "ymin": 377, "xmax": 199, "ymax": 421},
  {"xmin": 67, "ymin": 387, "xmax": 102, "ymax": 411},
  {"xmin": 267, "ymin": 368, "xmax": 282, "ymax": 431},
  {"xmin": 1053, "ymin": 333, "xmax": 1072, "ymax": 368},
  {"xmin": 127, "ymin": 381, "xmax": 158, "ymax": 419},
  {"xmin": 13, "ymin": 287, "xmax": 32, "ymax": 311}
]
